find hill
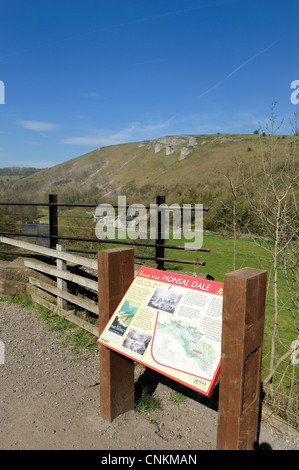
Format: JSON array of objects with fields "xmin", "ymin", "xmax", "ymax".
[
  {"xmin": 0, "ymin": 133, "xmax": 296, "ymax": 208},
  {"xmin": 0, "ymin": 167, "xmax": 43, "ymax": 184}
]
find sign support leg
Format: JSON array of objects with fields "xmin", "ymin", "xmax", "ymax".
[
  {"xmin": 98, "ymin": 247, "xmax": 135, "ymax": 422},
  {"xmin": 216, "ymin": 267, "xmax": 267, "ymax": 450}
]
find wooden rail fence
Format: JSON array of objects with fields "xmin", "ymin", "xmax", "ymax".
[{"xmin": 0, "ymin": 236, "xmax": 99, "ymax": 336}]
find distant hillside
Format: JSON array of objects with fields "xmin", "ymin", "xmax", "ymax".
[
  {"xmin": 0, "ymin": 133, "xmax": 296, "ymax": 207},
  {"xmin": 0, "ymin": 167, "xmax": 44, "ymax": 185},
  {"xmin": 0, "ymin": 167, "xmax": 44, "ymax": 176}
]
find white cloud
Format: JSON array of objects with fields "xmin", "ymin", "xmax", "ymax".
[
  {"xmin": 17, "ymin": 120, "xmax": 57, "ymax": 131},
  {"xmin": 80, "ymin": 92, "xmax": 106, "ymax": 100},
  {"xmin": 62, "ymin": 136, "xmax": 123, "ymax": 146},
  {"xmin": 61, "ymin": 120, "xmax": 171, "ymax": 147},
  {"xmin": 141, "ymin": 121, "xmax": 171, "ymax": 133},
  {"xmin": 62, "ymin": 112, "xmax": 270, "ymax": 148}
]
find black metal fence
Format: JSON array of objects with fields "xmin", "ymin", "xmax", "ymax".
[{"xmin": 0, "ymin": 194, "xmax": 210, "ymax": 271}]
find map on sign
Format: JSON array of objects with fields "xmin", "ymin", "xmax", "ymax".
[
  {"xmin": 154, "ymin": 317, "xmax": 218, "ymax": 379},
  {"xmin": 97, "ymin": 266, "xmax": 223, "ymax": 397}
]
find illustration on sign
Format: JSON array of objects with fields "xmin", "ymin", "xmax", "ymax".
[{"xmin": 97, "ymin": 266, "xmax": 223, "ymax": 397}]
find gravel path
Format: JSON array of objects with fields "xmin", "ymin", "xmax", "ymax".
[{"xmin": 0, "ymin": 300, "xmax": 298, "ymax": 451}]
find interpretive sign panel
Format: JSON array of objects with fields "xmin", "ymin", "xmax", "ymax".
[{"xmin": 97, "ymin": 266, "xmax": 223, "ymax": 397}]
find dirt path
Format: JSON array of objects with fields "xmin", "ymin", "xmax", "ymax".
[{"xmin": 0, "ymin": 300, "xmax": 298, "ymax": 451}]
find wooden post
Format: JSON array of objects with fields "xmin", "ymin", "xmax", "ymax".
[
  {"xmin": 217, "ymin": 267, "xmax": 267, "ymax": 450},
  {"xmin": 155, "ymin": 195, "xmax": 165, "ymax": 271},
  {"xmin": 98, "ymin": 247, "xmax": 135, "ymax": 422},
  {"xmin": 49, "ymin": 194, "xmax": 58, "ymax": 249},
  {"xmin": 56, "ymin": 244, "xmax": 67, "ymax": 311}
]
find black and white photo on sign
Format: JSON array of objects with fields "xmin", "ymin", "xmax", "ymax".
[
  {"xmin": 147, "ymin": 287, "xmax": 182, "ymax": 314},
  {"xmin": 121, "ymin": 328, "xmax": 152, "ymax": 357}
]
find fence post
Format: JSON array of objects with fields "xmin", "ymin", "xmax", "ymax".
[
  {"xmin": 49, "ymin": 194, "xmax": 58, "ymax": 249},
  {"xmin": 155, "ymin": 195, "xmax": 165, "ymax": 270},
  {"xmin": 56, "ymin": 244, "xmax": 67, "ymax": 311},
  {"xmin": 98, "ymin": 247, "xmax": 135, "ymax": 422},
  {"xmin": 216, "ymin": 267, "xmax": 267, "ymax": 450}
]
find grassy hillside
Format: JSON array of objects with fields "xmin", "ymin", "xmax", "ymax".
[{"xmin": 0, "ymin": 133, "xmax": 296, "ymax": 206}]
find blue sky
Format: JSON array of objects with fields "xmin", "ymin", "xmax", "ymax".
[{"xmin": 0, "ymin": 0, "xmax": 298, "ymax": 168}]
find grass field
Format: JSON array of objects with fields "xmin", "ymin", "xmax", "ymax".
[{"xmin": 164, "ymin": 231, "xmax": 271, "ymax": 278}]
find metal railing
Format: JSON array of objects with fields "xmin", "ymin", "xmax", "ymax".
[{"xmin": 0, "ymin": 194, "xmax": 210, "ymax": 271}]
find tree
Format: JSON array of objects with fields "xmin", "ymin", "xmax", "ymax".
[
  {"xmin": 216, "ymin": 159, "xmax": 256, "ymax": 270},
  {"xmin": 222, "ymin": 159, "xmax": 243, "ymax": 271},
  {"xmin": 244, "ymin": 103, "xmax": 299, "ymax": 397}
]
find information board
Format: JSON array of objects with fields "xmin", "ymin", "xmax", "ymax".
[{"xmin": 97, "ymin": 266, "xmax": 223, "ymax": 397}]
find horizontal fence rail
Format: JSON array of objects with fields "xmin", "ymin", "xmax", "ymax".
[{"xmin": 0, "ymin": 236, "xmax": 97, "ymax": 269}]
